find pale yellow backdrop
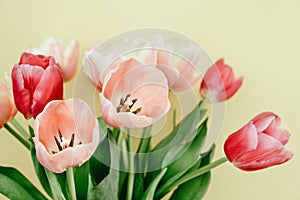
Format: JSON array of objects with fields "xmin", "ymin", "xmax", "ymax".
[{"xmin": 0, "ymin": 0, "xmax": 299, "ymax": 199}]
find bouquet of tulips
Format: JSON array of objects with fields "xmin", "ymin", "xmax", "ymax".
[{"xmin": 0, "ymin": 29, "xmax": 293, "ymax": 200}]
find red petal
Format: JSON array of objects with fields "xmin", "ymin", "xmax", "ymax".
[
  {"xmin": 19, "ymin": 52, "xmax": 52, "ymax": 69},
  {"xmin": 224, "ymin": 123, "xmax": 258, "ymax": 162}
]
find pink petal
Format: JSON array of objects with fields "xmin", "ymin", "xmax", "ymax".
[
  {"xmin": 224, "ymin": 123, "xmax": 258, "ymax": 162},
  {"xmin": 233, "ymin": 132, "xmax": 292, "ymax": 171},
  {"xmin": 252, "ymin": 112, "xmax": 290, "ymax": 145},
  {"xmin": 100, "ymin": 93, "xmax": 153, "ymax": 128},
  {"xmin": 223, "ymin": 76, "xmax": 243, "ymax": 101},
  {"xmin": 103, "ymin": 58, "xmax": 145, "ymax": 100}
]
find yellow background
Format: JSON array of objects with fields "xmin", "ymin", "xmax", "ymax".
[{"xmin": 0, "ymin": 0, "xmax": 299, "ymax": 199}]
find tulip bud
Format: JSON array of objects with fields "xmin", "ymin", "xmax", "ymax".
[
  {"xmin": 200, "ymin": 58, "xmax": 243, "ymax": 102},
  {"xmin": 224, "ymin": 112, "xmax": 293, "ymax": 171},
  {"xmin": 12, "ymin": 52, "xmax": 63, "ymax": 119}
]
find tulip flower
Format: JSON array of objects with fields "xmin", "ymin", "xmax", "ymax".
[
  {"xmin": 224, "ymin": 112, "xmax": 293, "ymax": 171},
  {"xmin": 30, "ymin": 37, "xmax": 79, "ymax": 81},
  {"xmin": 100, "ymin": 58, "xmax": 170, "ymax": 128},
  {"xmin": 200, "ymin": 58, "xmax": 243, "ymax": 102},
  {"xmin": 82, "ymin": 41, "xmax": 155, "ymax": 92},
  {"xmin": 33, "ymin": 98, "xmax": 100, "ymax": 173},
  {"xmin": 12, "ymin": 52, "xmax": 63, "ymax": 119},
  {"xmin": 82, "ymin": 46, "xmax": 122, "ymax": 92},
  {"xmin": 156, "ymin": 46, "xmax": 201, "ymax": 91},
  {"xmin": 0, "ymin": 81, "xmax": 17, "ymax": 128}
]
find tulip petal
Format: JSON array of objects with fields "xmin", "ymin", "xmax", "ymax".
[
  {"xmin": 234, "ymin": 133, "xmax": 293, "ymax": 171},
  {"xmin": 252, "ymin": 112, "xmax": 290, "ymax": 145},
  {"xmin": 12, "ymin": 65, "xmax": 43, "ymax": 119},
  {"xmin": 224, "ymin": 123, "xmax": 258, "ymax": 162},
  {"xmin": 222, "ymin": 76, "xmax": 243, "ymax": 101},
  {"xmin": 32, "ymin": 66, "xmax": 63, "ymax": 118}
]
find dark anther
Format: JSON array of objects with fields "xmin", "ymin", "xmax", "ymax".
[
  {"xmin": 129, "ymin": 98, "xmax": 138, "ymax": 109},
  {"xmin": 69, "ymin": 133, "xmax": 75, "ymax": 147},
  {"xmin": 58, "ymin": 129, "xmax": 63, "ymax": 142},
  {"xmin": 54, "ymin": 136, "xmax": 63, "ymax": 151},
  {"xmin": 132, "ymin": 107, "xmax": 142, "ymax": 114}
]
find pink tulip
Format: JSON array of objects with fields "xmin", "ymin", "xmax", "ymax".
[
  {"xmin": 30, "ymin": 37, "xmax": 79, "ymax": 81},
  {"xmin": 100, "ymin": 58, "xmax": 170, "ymax": 128},
  {"xmin": 82, "ymin": 42, "xmax": 154, "ymax": 92},
  {"xmin": 0, "ymin": 81, "xmax": 17, "ymax": 128},
  {"xmin": 82, "ymin": 45, "xmax": 122, "ymax": 92},
  {"xmin": 224, "ymin": 112, "xmax": 293, "ymax": 171},
  {"xmin": 200, "ymin": 58, "xmax": 243, "ymax": 102},
  {"xmin": 33, "ymin": 98, "xmax": 100, "ymax": 173},
  {"xmin": 12, "ymin": 52, "xmax": 63, "ymax": 119},
  {"xmin": 156, "ymin": 47, "xmax": 200, "ymax": 91}
]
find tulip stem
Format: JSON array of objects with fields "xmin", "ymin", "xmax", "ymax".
[
  {"xmin": 66, "ymin": 167, "xmax": 77, "ymax": 200},
  {"xmin": 156, "ymin": 157, "xmax": 228, "ymax": 198},
  {"xmin": 126, "ymin": 129, "xmax": 134, "ymax": 200},
  {"xmin": 10, "ymin": 118, "xmax": 29, "ymax": 138},
  {"xmin": 3, "ymin": 123, "xmax": 30, "ymax": 150}
]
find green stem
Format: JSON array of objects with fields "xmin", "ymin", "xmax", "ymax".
[
  {"xmin": 66, "ymin": 168, "xmax": 77, "ymax": 200},
  {"xmin": 9, "ymin": 118, "xmax": 29, "ymax": 138},
  {"xmin": 3, "ymin": 123, "xmax": 30, "ymax": 150},
  {"xmin": 156, "ymin": 157, "xmax": 228, "ymax": 198},
  {"xmin": 136, "ymin": 126, "xmax": 152, "ymax": 153},
  {"xmin": 126, "ymin": 130, "xmax": 134, "ymax": 200}
]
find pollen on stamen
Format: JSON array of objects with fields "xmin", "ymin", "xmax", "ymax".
[{"xmin": 116, "ymin": 94, "xmax": 142, "ymax": 114}]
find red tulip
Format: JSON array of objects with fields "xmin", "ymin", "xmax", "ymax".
[
  {"xmin": 224, "ymin": 112, "xmax": 293, "ymax": 171},
  {"xmin": 33, "ymin": 98, "xmax": 100, "ymax": 173},
  {"xmin": 200, "ymin": 58, "xmax": 243, "ymax": 102},
  {"xmin": 0, "ymin": 81, "xmax": 17, "ymax": 128},
  {"xmin": 12, "ymin": 52, "xmax": 63, "ymax": 119}
]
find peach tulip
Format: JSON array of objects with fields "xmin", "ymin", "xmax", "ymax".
[
  {"xmin": 0, "ymin": 81, "xmax": 17, "ymax": 128},
  {"xmin": 224, "ymin": 112, "xmax": 293, "ymax": 171},
  {"xmin": 100, "ymin": 58, "xmax": 170, "ymax": 128},
  {"xmin": 30, "ymin": 37, "xmax": 79, "ymax": 81},
  {"xmin": 200, "ymin": 58, "xmax": 243, "ymax": 102},
  {"xmin": 33, "ymin": 98, "xmax": 100, "ymax": 173}
]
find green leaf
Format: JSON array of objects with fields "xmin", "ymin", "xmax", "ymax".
[
  {"xmin": 145, "ymin": 102, "xmax": 206, "ymax": 188},
  {"xmin": 45, "ymin": 170, "xmax": 66, "ymax": 200},
  {"xmin": 141, "ymin": 168, "xmax": 167, "ymax": 200},
  {"xmin": 170, "ymin": 145, "xmax": 215, "ymax": 200},
  {"xmin": 89, "ymin": 137, "xmax": 111, "ymax": 185},
  {"xmin": 75, "ymin": 162, "xmax": 89, "ymax": 200},
  {"xmin": 0, "ymin": 166, "xmax": 47, "ymax": 200},
  {"xmin": 88, "ymin": 138, "xmax": 119, "ymax": 200},
  {"xmin": 98, "ymin": 117, "xmax": 111, "ymax": 143},
  {"xmin": 156, "ymin": 120, "xmax": 208, "ymax": 198},
  {"xmin": 133, "ymin": 173, "xmax": 144, "ymax": 200},
  {"xmin": 29, "ymin": 126, "xmax": 53, "ymax": 198}
]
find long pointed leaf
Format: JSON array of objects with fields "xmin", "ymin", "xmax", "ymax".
[
  {"xmin": 0, "ymin": 166, "xmax": 47, "ymax": 200},
  {"xmin": 141, "ymin": 168, "xmax": 167, "ymax": 200}
]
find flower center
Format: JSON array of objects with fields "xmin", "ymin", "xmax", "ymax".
[
  {"xmin": 116, "ymin": 94, "xmax": 142, "ymax": 114},
  {"xmin": 52, "ymin": 129, "xmax": 82, "ymax": 154}
]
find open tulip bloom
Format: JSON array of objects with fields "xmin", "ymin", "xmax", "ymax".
[{"xmin": 0, "ymin": 31, "xmax": 293, "ymax": 200}]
